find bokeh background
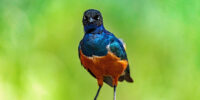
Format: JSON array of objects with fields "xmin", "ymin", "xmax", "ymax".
[{"xmin": 0, "ymin": 0, "xmax": 200, "ymax": 100}]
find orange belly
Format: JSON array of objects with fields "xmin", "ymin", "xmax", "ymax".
[{"xmin": 79, "ymin": 50, "xmax": 128, "ymax": 86}]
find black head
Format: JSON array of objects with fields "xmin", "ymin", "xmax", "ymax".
[{"xmin": 82, "ymin": 9, "xmax": 103, "ymax": 26}]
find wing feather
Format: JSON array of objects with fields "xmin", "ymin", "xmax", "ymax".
[{"xmin": 108, "ymin": 38, "xmax": 133, "ymax": 82}]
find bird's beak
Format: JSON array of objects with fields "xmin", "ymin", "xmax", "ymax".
[{"xmin": 89, "ymin": 18, "xmax": 94, "ymax": 23}]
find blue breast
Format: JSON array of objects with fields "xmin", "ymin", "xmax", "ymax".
[
  {"xmin": 79, "ymin": 24, "xmax": 127, "ymax": 60},
  {"xmin": 80, "ymin": 32, "xmax": 111, "ymax": 56}
]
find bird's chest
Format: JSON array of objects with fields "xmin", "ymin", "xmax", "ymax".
[
  {"xmin": 81, "ymin": 34, "xmax": 109, "ymax": 56},
  {"xmin": 79, "ymin": 50, "xmax": 128, "ymax": 77},
  {"xmin": 85, "ymin": 34, "xmax": 104, "ymax": 48}
]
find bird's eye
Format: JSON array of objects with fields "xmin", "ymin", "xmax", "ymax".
[
  {"xmin": 94, "ymin": 15, "xmax": 99, "ymax": 20},
  {"xmin": 83, "ymin": 16, "xmax": 88, "ymax": 20}
]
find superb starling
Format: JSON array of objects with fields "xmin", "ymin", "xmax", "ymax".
[{"xmin": 78, "ymin": 9, "xmax": 134, "ymax": 100}]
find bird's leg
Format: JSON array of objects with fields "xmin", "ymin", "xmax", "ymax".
[
  {"xmin": 113, "ymin": 76, "xmax": 119, "ymax": 100},
  {"xmin": 94, "ymin": 85, "xmax": 102, "ymax": 100},
  {"xmin": 94, "ymin": 77, "xmax": 103, "ymax": 100},
  {"xmin": 114, "ymin": 85, "xmax": 117, "ymax": 100}
]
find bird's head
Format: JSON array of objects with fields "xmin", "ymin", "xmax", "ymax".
[{"xmin": 82, "ymin": 9, "xmax": 103, "ymax": 27}]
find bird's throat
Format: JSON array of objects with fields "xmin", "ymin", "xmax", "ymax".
[
  {"xmin": 87, "ymin": 28, "xmax": 96, "ymax": 33},
  {"xmin": 84, "ymin": 25, "xmax": 104, "ymax": 33}
]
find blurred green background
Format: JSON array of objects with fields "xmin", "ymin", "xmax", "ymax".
[{"xmin": 0, "ymin": 0, "xmax": 200, "ymax": 100}]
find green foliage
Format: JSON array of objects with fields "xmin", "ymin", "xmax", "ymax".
[{"xmin": 0, "ymin": 0, "xmax": 200, "ymax": 100}]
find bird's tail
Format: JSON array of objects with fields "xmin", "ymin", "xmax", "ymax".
[
  {"xmin": 118, "ymin": 73, "xmax": 134, "ymax": 83},
  {"xmin": 124, "ymin": 74, "xmax": 134, "ymax": 82}
]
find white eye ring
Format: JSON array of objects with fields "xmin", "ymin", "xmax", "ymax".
[
  {"xmin": 97, "ymin": 16, "xmax": 100, "ymax": 20},
  {"xmin": 83, "ymin": 16, "xmax": 86, "ymax": 20}
]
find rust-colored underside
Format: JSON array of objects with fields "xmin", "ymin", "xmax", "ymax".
[{"xmin": 80, "ymin": 50, "xmax": 128, "ymax": 86}]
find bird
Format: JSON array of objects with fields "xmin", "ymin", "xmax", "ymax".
[{"xmin": 78, "ymin": 9, "xmax": 134, "ymax": 100}]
